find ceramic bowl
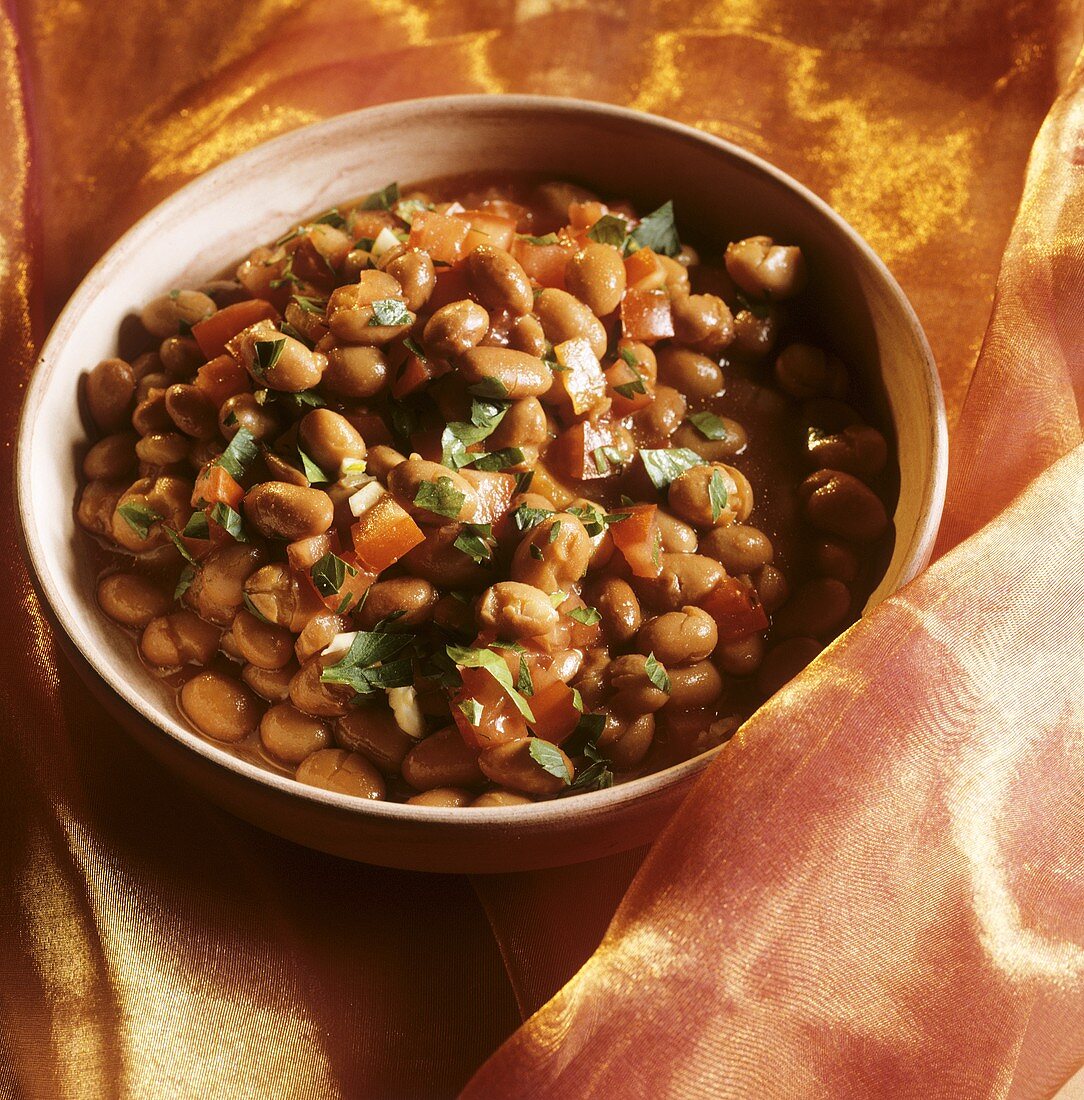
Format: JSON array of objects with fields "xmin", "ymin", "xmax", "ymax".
[{"xmin": 16, "ymin": 95, "xmax": 947, "ymax": 874}]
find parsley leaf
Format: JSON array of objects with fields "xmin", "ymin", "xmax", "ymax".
[
  {"xmin": 297, "ymin": 447, "xmax": 330, "ymax": 486},
  {"xmin": 117, "ymin": 501, "xmax": 161, "ymax": 541},
  {"xmin": 516, "ymin": 232, "xmax": 560, "ymax": 245},
  {"xmin": 441, "ymin": 399, "xmax": 508, "ymax": 469},
  {"xmin": 403, "ymin": 336, "xmax": 427, "ymax": 360},
  {"xmin": 453, "ymin": 523, "xmax": 496, "ymax": 564},
  {"xmin": 215, "ymin": 427, "xmax": 258, "ymax": 481},
  {"xmin": 174, "ymin": 564, "xmax": 196, "ymax": 601},
  {"xmin": 394, "ymin": 198, "xmax": 433, "ymax": 225},
  {"xmin": 182, "ymin": 511, "xmax": 210, "ymax": 540},
  {"xmin": 162, "ymin": 525, "xmax": 197, "ymax": 565},
  {"xmin": 630, "ymin": 200, "xmax": 681, "ymax": 257},
  {"xmin": 587, "ymin": 214, "xmax": 630, "ymax": 249},
  {"xmin": 688, "ymin": 410, "xmax": 732, "ymax": 441},
  {"xmin": 292, "ymin": 295, "xmax": 327, "ymax": 315},
  {"xmin": 310, "ymin": 551, "xmax": 358, "ymax": 597},
  {"xmin": 361, "ymin": 181, "xmax": 400, "ymax": 210},
  {"xmin": 252, "ymin": 338, "xmax": 285, "ymax": 377},
  {"xmin": 528, "ymin": 739, "xmax": 571, "ymax": 785},
  {"xmin": 512, "ymin": 504, "xmax": 554, "ymax": 531},
  {"xmin": 446, "ymin": 644, "xmax": 535, "ymax": 721},
  {"xmin": 567, "ymin": 606, "xmax": 601, "ymax": 625},
  {"xmin": 369, "ymin": 298, "xmax": 411, "ymax": 327},
  {"xmin": 320, "ymin": 631, "xmax": 414, "ymax": 695},
  {"xmin": 708, "ymin": 468, "xmax": 730, "ymax": 523},
  {"xmin": 414, "ymin": 477, "xmax": 466, "ymax": 520},
  {"xmin": 645, "ymin": 652, "xmax": 672, "ymax": 693},
  {"xmin": 471, "ymin": 447, "xmax": 525, "ymax": 472},
  {"xmin": 639, "ymin": 448, "xmax": 704, "ymax": 489},
  {"xmin": 459, "ymin": 698, "xmax": 484, "ymax": 725},
  {"xmin": 210, "ymin": 503, "xmax": 248, "ymax": 542},
  {"xmin": 313, "ymin": 207, "xmax": 346, "ymax": 228}
]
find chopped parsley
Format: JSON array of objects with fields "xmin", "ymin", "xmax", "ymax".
[
  {"xmin": 528, "ymin": 738, "xmax": 571, "ymax": 785},
  {"xmin": 471, "ymin": 447, "xmax": 525, "ymax": 472},
  {"xmin": 116, "ymin": 501, "xmax": 161, "ymax": 541},
  {"xmin": 215, "ymin": 427, "xmax": 259, "ymax": 481},
  {"xmin": 567, "ymin": 606, "xmax": 601, "ymax": 625},
  {"xmin": 296, "ymin": 446, "xmax": 330, "ymax": 486},
  {"xmin": 414, "ymin": 477, "xmax": 467, "ymax": 520},
  {"xmin": 320, "ymin": 631, "xmax": 414, "ymax": 694},
  {"xmin": 512, "ymin": 504, "xmax": 554, "ymax": 531},
  {"xmin": 252, "ymin": 338, "xmax": 285, "ymax": 377},
  {"xmin": 567, "ymin": 741, "xmax": 614, "ymax": 793},
  {"xmin": 446, "ymin": 644, "xmax": 535, "ymax": 721},
  {"xmin": 210, "ymin": 503, "xmax": 248, "ymax": 542},
  {"xmin": 174, "ymin": 564, "xmax": 196, "ymax": 601},
  {"xmin": 182, "ymin": 511, "xmax": 210, "ymax": 540},
  {"xmin": 516, "ymin": 232, "xmax": 560, "ymax": 245},
  {"xmin": 313, "ymin": 207, "xmax": 346, "ymax": 228},
  {"xmin": 361, "ymin": 181, "xmax": 400, "ymax": 211},
  {"xmin": 369, "ymin": 298, "xmax": 411, "ymax": 327},
  {"xmin": 587, "ymin": 214, "xmax": 630, "ymax": 249},
  {"xmin": 453, "ymin": 523, "xmax": 496, "ymax": 564},
  {"xmin": 292, "ymin": 295, "xmax": 327, "ymax": 315},
  {"xmin": 708, "ymin": 468, "xmax": 730, "ymax": 523},
  {"xmin": 403, "ymin": 336, "xmax": 427, "ymax": 360},
  {"xmin": 310, "ymin": 551, "xmax": 358, "ymax": 598},
  {"xmin": 645, "ymin": 653, "xmax": 671, "ymax": 693},
  {"xmin": 688, "ymin": 410, "xmax": 732, "ymax": 441},
  {"xmin": 639, "ymin": 447, "xmax": 704, "ymax": 489},
  {"xmin": 441, "ymin": 399, "xmax": 509, "ymax": 470},
  {"xmin": 630, "ymin": 200, "xmax": 681, "ymax": 257}
]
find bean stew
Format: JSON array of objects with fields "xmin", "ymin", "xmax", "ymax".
[{"xmin": 75, "ymin": 175, "xmax": 895, "ymax": 805}]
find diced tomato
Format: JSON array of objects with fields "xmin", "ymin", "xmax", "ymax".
[
  {"xmin": 559, "ymin": 593, "xmax": 603, "ymax": 649},
  {"xmin": 408, "ymin": 211, "xmax": 471, "ymax": 265},
  {"xmin": 528, "ymin": 462, "xmax": 578, "ymax": 508},
  {"xmin": 610, "ymin": 503, "xmax": 662, "ymax": 579},
  {"xmin": 318, "ymin": 550, "xmax": 377, "ymax": 614},
  {"xmin": 289, "ymin": 237, "xmax": 337, "ymax": 293},
  {"xmin": 553, "ymin": 337, "xmax": 607, "ymax": 417},
  {"xmin": 350, "ymin": 494, "xmax": 425, "ymax": 574},
  {"xmin": 701, "ymin": 576, "xmax": 770, "ymax": 643},
  {"xmin": 457, "ymin": 210, "xmax": 517, "ymax": 252},
  {"xmin": 194, "ymin": 355, "xmax": 250, "ymax": 407},
  {"xmin": 605, "ymin": 358, "xmax": 653, "ymax": 415},
  {"xmin": 451, "ymin": 667, "xmax": 529, "ymax": 751},
  {"xmin": 348, "ymin": 209, "xmax": 396, "ymax": 243},
  {"xmin": 621, "ymin": 288, "xmax": 674, "ymax": 342},
  {"xmin": 459, "ymin": 469, "xmax": 516, "ymax": 525},
  {"xmin": 426, "ymin": 265, "xmax": 471, "ymax": 312},
  {"xmin": 511, "ymin": 238, "xmax": 572, "ymax": 289},
  {"xmin": 192, "ymin": 300, "xmax": 280, "ymax": 359},
  {"xmin": 527, "ymin": 678, "xmax": 581, "ymax": 745},
  {"xmin": 343, "ymin": 408, "xmax": 394, "ymax": 448},
  {"xmin": 392, "ymin": 351, "xmax": 448, "ymax": 399},
  {"xmin": 191, "ymin": 464, "xmax": 244, "ymax": 509},
  {"xmin": 624, "ymin": 248, "xmax": 666, "ymax": 291},
  {"xmin": 550, "ymin": 419, "xmax": 629, "ymax": 481},
  {"xmin": 287, "ymin": 533, "xmax": 332, "ymax": 573},
  {"xmin": 567, "ymin": 200, "xmax": 608, "ymax": 230},
  {"xmin": 479, "ymin": 199, "xmax": 527, "ymax": 226}
]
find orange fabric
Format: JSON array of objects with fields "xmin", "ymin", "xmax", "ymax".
[{"xmin": 1, "ymin": 1, "xmax": 1082, "ymax": 1097}]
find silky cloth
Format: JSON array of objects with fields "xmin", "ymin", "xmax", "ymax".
[{"xmin": 0, "ymin": 1, "xmax": 1081, "ymax": 1097}]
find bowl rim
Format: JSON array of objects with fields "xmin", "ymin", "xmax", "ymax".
[{"xmin": 15, "ymin": 92, "xmax": 948, "ymax": 830}]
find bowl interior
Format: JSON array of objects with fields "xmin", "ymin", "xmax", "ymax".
[{"xmin": 18, "ymin": 96, "xmax": 946, "ymax": 837}]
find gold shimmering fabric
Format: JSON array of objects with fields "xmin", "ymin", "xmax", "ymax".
[{"xmin": 2, "ymin": 1, "xmax": 1083, "ymax": 1096}]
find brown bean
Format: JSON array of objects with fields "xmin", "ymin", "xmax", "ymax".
[
  {"xmin": 565, "ymin": 241, "xmax": 627, "ymax": 317},
  {"xmin": 671, "ymin": 294, "xmax": 734, "ymax": 352},
  {"xmin": 584, "ymin": 576, "xmax": 642, "ymax": 645},
  {"xmin": 656, "ymin": 347, "xmax": 724, "ymax": 398},
  {"xmin": 634, "ymin": 553, "xmax": 726, "ymax": 613},
  {"xmin": 356, "ymin": 577, "xmax": 438, "ymax": 629},
  {"xmin": 424, "ymin": 300, "xmax": 490, "ymax": 359},
  {"xmin": 387, "ymin": 459, "xmax": 477, "ymax": 525},
  {"xmin": 637, "ymin": 607, "xmax": 718, "ymax": 667},
  {"xmin": 322, "ymin": 345, "xmax": 390, "ymax": 398},
  {"xmin": 457, "ymin": 347, "xmax": 552, "ymax": 398},
  {"xmin": 326, "ymin": 272, "xmax": 412, "ymax": 344},
  {"xmin": 384, "ymin": 248, "xmax": 436, "ymax": 312},
  {"xmin": 408, "ymin": 787, "xmax": 473, "ymax": 807},
  {"xmin": 802, "ymin": 398, "xmax": 862, "ymax": 434},
  {"xmin": 244, "ymin": 482, "xmax": 334, "ymax": 540},
  {"xmin": 244, "ymin": 563, "xmax": 323, "ymax": 630},
  {"xmin": 774, "ymin": 577, "xmax": 852, "ymax": 640},
  {"xmin": 700, "ymin": 525, "xmax": 774, "ymax": 574},
  {"xmin": 616, "ymin": 339, "xmax": 657, "ymax": 385},
  {"xmin": 186, "ymin": 544, "xmax": 267, "ymax": 625},
  {"xmin": 510, "ymin": 512, "xmax": 592, "ymax": 593},
  {"xmin": 754, "ymin": 564, "xmax": 789, "ymax": 612},
  {"xmin": 812, "ymin": 540, "xmax": 860, "ymax": 583},
  {"xmin": 471, "ymin": 790, "xmax": 534, "ymax": 807},
  {"xmin": 668, "ymin": 463, "xmax": 754, "ymax": 529},
  {"xmin": 83, "ymin": 433, "xmax": 138, "ymax": 480},
  {"xmin": 732, "ymin": 305, "xmax": 781, "ymax": 358},
  {"xmin": 402, "ymin": 726, "xmax": 485, "ymax": 791},
  {"xmin": 506, "ymin": 313, "xmax": 547, "ymax": 356},
  {"xmin": 97, "ymin": 572, "xmax": 172, "ymax": 629},
  {"xmin": 655, "ymin": 510, "xmax": 698, "ymax": 553},
  {"xmin": 800, "ymin": 469, "xmax": 889, "ymax": 542},
  {"xmin": 774, "ymin": 344, "xmax": 847, "ymax": 400},
  {"xmin": 335, "ymin": 705, "xmax": 414, "ymax": 774},
  {"xmin": 141, "ymin": 610, "xmax": 221, "ymax": 666},
  {"xmin": 226, "ymin": 609, "xmax": 294, "ymax": 669},
  {"xmin": 478, "ymin": 738, "xmax": 572, "ymax": 796},
  {"xmin": 242, "ymin": 661, "xmax": 297, "ymax": 703},
  {"xmin": 180, "ymin": 670, "xmax": 260, "ymax": 743},
  {"xmin": 260, "ymin": 703, "xmax": 332, "ymax": 766},
  {"xmin": 77, "ymin": 480, "xmax": 125, "ymax": 537},
  {"xmin": 219, "ymin": 393, "xmax": 281, "ymax": 441},
  {"xmin": 135, "ymin": 431, "xmax": 189, "ymax": 467},
  {"xmin": 724, "ymin": 236, "xmax": 805, "ymax": 300},
  {"xmin": 141, "ymin": 290, "xmax": 216, "ymax": 338},
  {"xmin": 165, "ymin": 384, "xmax": 218, "ymax": 439},
  {"xmin": 365, "ymin": 445, "xmax": 406, "ymax": 480},
  {"xmin": 294, "ymin": 611, "xmax": 346, "ymax": 666},
  {"xmin": 131, "ymin": 389, "xmax": 172, "ymax": 436},
  {"xmin": 533, "ymin": 288, "xmax": 607, "ymax": 359},
  {"xmin": 159, "ymin": 336, "xmax": 204, "ymax": 377},
  {"xmin": 289, "ymin": 657, "xmax": 355, "ymax": 718},
  {"xmin": 607, "ymin": 653, "xmax": 670, "ymax": 716},
  {"xmin": 136, "ymin": 371, "xmax": 171, "ymax": 403},
  {"xmin": 715, "ymin": 634, "xmax": 765, "ymax": 677},
  {"xmin": 756, "ymin": 637, "xmax": 823, "ymax": 696},
  {"xmin": 466, "ymin": 245, "xmax": 533, "ymax": 315},
  {"xmin": 807, "ymin": 424, "xmax": 888, "ymax": 477},
  {"xmin": 664, "ymin": 660, "xmax": 724, "ymax": 710},
  {"xmin": 659, "ymin": 255, "xmax": 691, "ymax": 298},
  {"xmin": 597, "ymin": 712, "xmax": 655, "ymax": 770},
  {"xmin": 86, "ymin": 358, "xmax": 136, "ymax": 432},
  {"xmin": 111, "ymin": 476, "xmax": 193, "ymax": 552},
  {"xmin": 298, "ymin": 409, "xmax": 367, "ymax": 474},
  {"xmin": 233, "ymin": 322, "xmax": 326, "ymax": 392},
  {"xmin": 295, "ymin": 749, "xmax": 385, "ymax": 799},
  {"xmin": 634, "ymin": 384, "xmax": 686, "ymax": 440},
  {"xmin": 487, "ymin": 397, "xmax": 548, "ymax": 450},
  {"xmin": 403, "ymin": 524, "xmax": 491, "ymax": 588},
  {"xmin": 477, "ymin": 581, "xmax": 560, "ymax": 639}
]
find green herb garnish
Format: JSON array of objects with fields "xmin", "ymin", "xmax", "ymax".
[
  {"xmin": 453, "ymin": 523, "xmax": 496, "ymax": 564},
  {"xmin": 441, "ymin": 399, "xmax": 508, "ymax": 469},
  {"xmin": 182, "ymin": 511, "xmax": 210, "ymax": 540},
  {"xmin": 708, "ymin": 468, "xmax": 730, "ymax": 523},
  {"xmin": 587, "ymin": 214, "xmax": 630, "ymax": 249},
  {"xmin": 215, "ymin": 427, "xmax": 258, "ymax": 481},
  {"xmin": 688, "ymin": 410, "xmax": 731, "ymax": 441},
  {"xmin": 630, "ymin": 200, "xmax": 681, "ymax": 257},
  {"xmin": 310, "ymin": 551, "xmax": 358, "ymax": 598},
  {"xmin": 414, "ymin": 477, "xmax": 467, "ymax": 520},
  {"xmin": 446, "ymin": 644, "xmax": 535, "ymax": 721},
  {"xmin": 321, "ymin": 631, "xmax": 414, "ymax": 695},
  {"xmin": 516, "ymin": 232, "xmax": 560, "ymax": 245},
  {"xmin": 116, "ymin": 501, "xmax": 161, "ymax": 541},
  {"xmin": 471, "ymin": 447, "xmax": 525, "ymax": 472},
  {"xmin": 645, "ymin": 652, "xmax": 671, "ymax": 693},
  {"xmin": 527, "ymin": 739, "xmax": 571, "ymax": 785},
  {"xmin": 567, "ymin": 606, "xmax": 601, "ymax": 625},
  {"xmin": 297, "ymin": 447, "xmax": 330, "ymax": 486},
  {"xmin": 639, "ymin": 447, "xmax": 704, "ymax": 489},
  {"xmin": 210, "ymin": 503, "xmax": 248, "ymax": 542},
  {"xmin": 512, "ymin": 504, "xmax": 554, "ymax": 531},
  {"xmin": 361, "ymin": 181, "xmax": 400, "ymax": 210},
  {"xmin": 252, "ymin": 338, "xmax": 285, "ymax": 377},
  {"xmin": 369, "ymin": 298, "xmax": 411, "ymax": 327}
]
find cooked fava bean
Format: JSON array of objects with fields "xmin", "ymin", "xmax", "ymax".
[
  {"xmin": 402, "ymin": 726, "xmax": 485, "ymax": 791},
  {"xmin": 112, "ymin": 476, "xmax": 193, "ymax": 552},
  {"xmin": 664, "ymin": 660, "xmax": 724, "ymax": 710},
  {"xmin": 732, "ymin": 304, "xmax": 781, "ymax": 357},
  {"xmin": 141, "ymin": 610, "xmax": 221, "ymax": 666},
  {"xmin": 326, "ymin": 273, "xmax": 413, "ymax": 345},
  {"xmin": 77, "ymin": 480, "xmax": 125, "ymax": 537},
  {"xmin": 655, "ymin": 510, "xmax": 698, "ymax": 553},
  {"xmin": 635, "ymin": 553, "xmax": 726, "ymax": 613},
  {"xmin": 565, "ymin": 241, "xmax": 627, "ymax": 317},
  {"xmin": 478, "ymin": 738, "xmax": 573, "ymax": 796},
  {"xmin": 715, "ymin": 634, "xmax": 765, "ymax": 677},
  {"xmin": 800, "ymin": 469, "xmax": 889, "ymax": 542},
  {"xmin": 97, "ymin": 572, "xmax": 172, "ymax": 629},
  {"xmin": 775, "ymin": 343, "xmax": 847, "ymax": 401},
  {"xmin": 335, "ymin": 705, "xmax": 415, "ymax": 774},
  {"xmin": 658, "ymin": 254, "xmax": 691, "ymax": 297},
  {"xmin": 260, "ymin": 704, "xmax": 332, "ymax": 766},
  {"xmin": 511, "ymin": 512, "xmax": 592, "ymax": 592},
  {"xmin": 294, "ymin": 611, "xmax": 346, "ymax": 665},
  {"xmin": 584, "ymin": 576, "xmax": 642, "ymax": 645},
  {"xmin": 387, "ymin": 459, "xmax": 477, "ymax": 525},
  {"xmin": 322, "ymin": 345, "xmax": 390, "ymax": 398},
  {"xmin": 181, "ymin": 671, "xmax": 259, "ymax": 743},
  {"xmin": 773, "ymin": 577, "xmax": 852, "ymax": 639},
  {"xmin": 424, "ymin": 300, "xmax": 490, "ymax": 358},
  {"xmin": 159, "ymin": 336, "xmax": 204, "ymax": 377},
  {"xmin": 356, "ymin": 577, "xmax": 438, "ymax": 629},
  {"xmin": 365, "ymin": 444, "xmax": 406, "ymax": 479},
  {"xmin": 533, "ymin": 289, "xmax": 608, "ymax": 359},
  {"xmin": 807, "ymin": 423, "xmax": 888, "ymax": 477},
  {"xmin": 233, "ymin": 322, "xmax": 327, "ymax": 392},
  {"xmin": 141, "ymin": 290, "xmax": 216, "ymax": 339},
  {"xmin": 226, "ymin": 609, "xmax": 294, "ymax": 669},
  {"xmin": 700, "ymin": 524, "xmax": 773, "ymax": 573},
  {"xmin": 506, "ymin": 313, "xmax": 547, "ymax": 356},
  {"xmin": 471, "ymin": 790, "xmax": 534, "ymax": 807},
  {"xmin": 466, "ymin": 245, "xmax": 533, "ymax": 315},
  {"xmin": 656, "ymin": 347, "xmax": 724, "ymax": 399},
  {"xmin": 671, "ymin": 294, "xmax": 734, "ymax": 352},
  {"xmin": 83, "ymin": 433, "xmax": 137, "ymax": 480},
  {"xmin": 598, "ymin": 712, "xmax": 655, "ymax": 770},
  {"xmin": 244, "ymin": 482, "xmax": 334, "ymax": 540},
  {"xmin": 634, "ymin": 384, "xmax": 686, "ymax": 440},
  {"xmin": 384, "ymin": 248, "xmax": 436, "ymax": 312},
  {"xmin": 183, "ymin": 544, "xmax": 267, "ymax": 627},
  {"xmin": 131, "ymin": 389, "xmax": 172, "ymax": 436},
  {"xmin": 296, "ymin": 748, "xmax": 385, "ymax": 799},
  {"xmin": 164, "ymin": 384, "xmax": 218, "ymax": 439},
  {"xmin": 408, "ymin": 787, "xmax": 473, "ymax": 807},
  {"xmin": 289, "ymin": 657, "xmax": 355, "ymax": 718},
  {"xmin": 219, "ymin": 392, "xmax": 281, "ymax": 441},
  {"xmin": 86, "ymin": 358, "xmax": 136, "ymax": 433},
  {"xmin": 637, "ymin": 607, "xmax": 718, "ymax": 667},
  {"xmin": 136, "ymin": 371, "xmax": 171, "ymax": 403},
  {"xmin": 668, "ymin": 463, "xmax": 754, "ymax": 529},
  {"xmin": 754, "ymin": 564, "xmax": 789, "ymax": 612},
  {"xmin": 457, "ymin": 347, "xmax": 552, "ymax": 398},
  {"xmin": 244, "ymin": 563, "xmax": 320, "ymax": 630},
  {"xmin": 242, "ymin": 661, "xmax": 297, "ymax": 703},
  {"xmin": 724, "ymin": 236, "xmax": 805, "ymax": 300},
  {"xmin": 487, "ymin": 397, "xmax": 548, "ymax": 450},
  {"xmin": 404, "ymin": 524, "xmax": 491, "ymax": 588},
  {"xmin": 298, "ymin": 409, "xmax": 367, "ymax": 473},
  {"xmin": 477, "ymin": 581, "xmax": 560, "ymax": 639},
  {"xmin": 135, "ymin": 431, "xmax": 189, "ymax": 467},
  {"xmin": 812, "ymin": 540, "xmax": 860, "ymax": 583},
  {"xmin": 757, "ymin": 637, "xmax": 823, "ymax": 696},
  {"xmin": 607, "ymin": 653, "xmax": 670, "ymax": 715}
]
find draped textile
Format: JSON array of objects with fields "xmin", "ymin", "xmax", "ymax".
[{"xmin": 1, "ymin": 1, "xmax": 1082, "ymax": 1097}]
